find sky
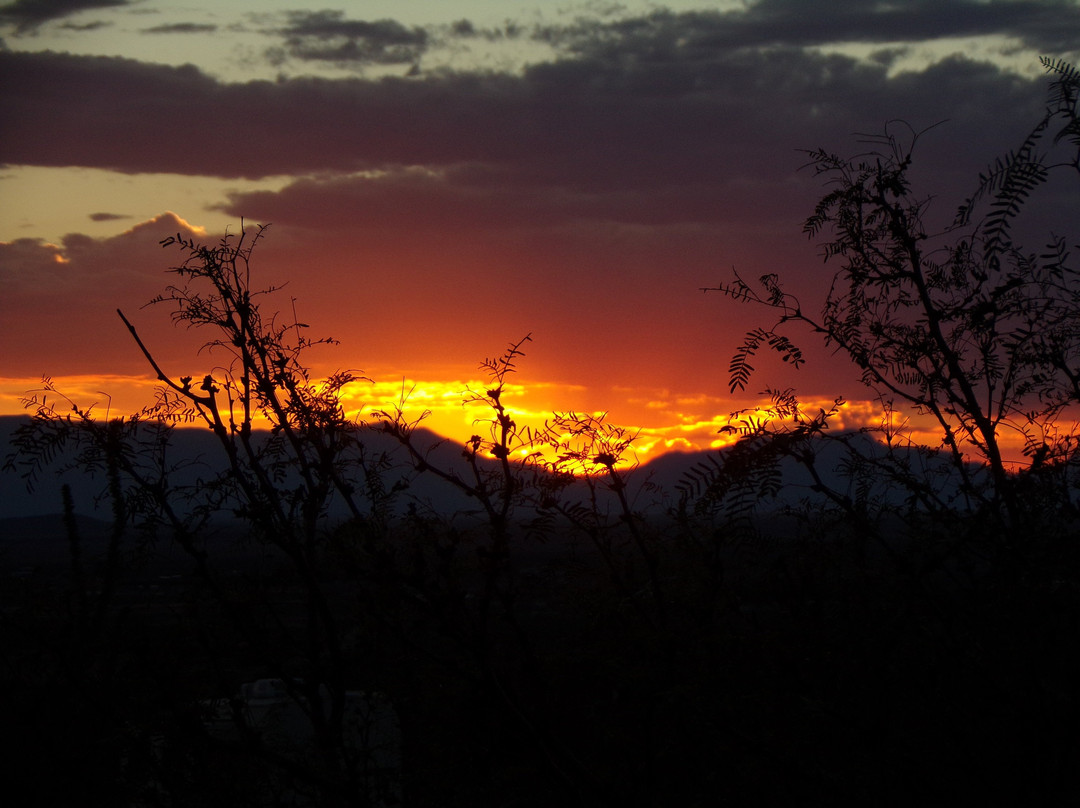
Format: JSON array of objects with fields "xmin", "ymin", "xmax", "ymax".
[{"xmin": 2, "ymin": 0, "xmax": 1079, "ymax": 463}]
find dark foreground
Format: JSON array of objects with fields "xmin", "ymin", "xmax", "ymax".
[{"xmin": 3, "ymin": 509, "xmax": 1078, "ymax": 807}]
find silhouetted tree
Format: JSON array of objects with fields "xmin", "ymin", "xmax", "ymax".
[
  {"xmin": 709, "ymin": 57, "xmax": 1080, "ymax": 530},
  {"xmin": 8, "ymin": 223, "xmax": 404, "ymax": 807}
]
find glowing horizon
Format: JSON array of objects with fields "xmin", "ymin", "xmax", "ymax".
[
  {"xmin": 2, "ymin": 370, "xmax": 1060, "ymax": 473},
  {"xmin": 0, "ymin": 371, "xmax": 749, "ymax": 465}
]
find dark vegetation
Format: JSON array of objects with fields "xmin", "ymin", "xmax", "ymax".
[{"xmin": 3, "ymin": 59, "xmax": 1079, "ymax": 806}]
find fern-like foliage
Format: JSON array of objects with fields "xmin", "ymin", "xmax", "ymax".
[
  {"xmin": 676, "ymin": 434, "xmax": 783, "ymax": 531},
  {"xmin": 729, "ymin": 328, "xmax": 805, "ymax": 393},
  {"xmin": 955, "ymin": 58, "xmax": 1079, "ymax": 271},
  {"xmin": 678, "ymin": 390, "xmax": 843, "ymax": 537},
  {"xmin": 708, "ymin": 59, "xmax": 1079, "ymax": 525}
]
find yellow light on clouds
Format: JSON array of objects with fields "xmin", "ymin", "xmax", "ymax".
[{"xmin": 2, "ymin": 372, "xmax": 1067, "ymax": 473}]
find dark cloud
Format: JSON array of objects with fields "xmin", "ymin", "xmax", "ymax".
[
  {"xmin": 141, "ymin": 22, "xmax": 216, "ymax": 35},
  {"xmin": 0, "ymin": 212, "xmax": 188, "ymax": 293},
  {"xmin": 0, "ymin": 213, "xmax": 219, "ymax": 375},
  {"xmin": 58, "ymin": 19, "xmax": 109, "ymax": 31},
  {"xmin": 0, "ymin": 236, "xmax": 68, "ymax": 292},
  {"xmin": 88, "ymin": 211, "xmax": 129, "ymax": 221},
  {"xmin": 537, "ymin": 1, "xmax": 1080, "ymax": 56},
  {"xmin": 274, "ymin": 10, "xmax": 427, "ymax": 65},
  {"xmin": 442, "ymin": 17, "xmax": 525, "ymax": 43},
  {"xmin": 214, "ymin": 164, "xmax": 802, "ymax": 238},
  {"xmin": 0, "ymin": 44, "xmax": 1048, "ymax": 195},
  {"xmin": 0, "ymin": 0, "xmax": 127, "ymax": 33},
  {"xmin": 450, "ymin": 19, "xmax": 475, "ymax": 37}
]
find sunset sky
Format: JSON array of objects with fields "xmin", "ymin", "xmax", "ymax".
[{"xmin": 2, "ymin": 0, "xmax": 1079, "ymax": 461}]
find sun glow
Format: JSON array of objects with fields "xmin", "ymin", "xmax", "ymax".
[{"xmin": 2, "ymin": 372, "xmax": 1067, "ymax": 474}]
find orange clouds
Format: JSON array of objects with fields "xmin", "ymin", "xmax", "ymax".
[
  {"xmin": 9, "ymin": 366, "xmax": 1039, "ymax": 471},
  {"xmin": 3, "ymin": 210, "xmax": 1069, "ymax": 477}
]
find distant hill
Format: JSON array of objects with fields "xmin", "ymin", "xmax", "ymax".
[
  {"xmin": 1, "ymin": 413, "xmax": 974, "ymax": 533},
  {"xmin": 1, "ymin": 414, "xmax": 471, "ymax": 520}
]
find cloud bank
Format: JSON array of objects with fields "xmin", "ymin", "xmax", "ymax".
[{"xmin": 1, "ymin": 1, "xmax": 1077, "ymax": 443}]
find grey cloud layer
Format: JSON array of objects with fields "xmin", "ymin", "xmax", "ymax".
[
  {"xmin": 142, "ymin": 23, "xmax": 217, "ymax": 35},
  {"xmin": 250, "ymin": 2, "xmax": 1080, "ymax": 71},
  {"xmin": 275, "ymin": 10, "xmax": 427, "ymax": 65},
  {"xmin": 1, "ymin": 4, "xmax": 1074, "ymax": 234},
  {"xmin": 540, "ymin": 0, "xmax": 1080, "ymax": 53},
  {"xmin": 0, "ymin": 0, "xmax": 127, "ymax": 31},
  {"xmin": 0, "ymin": 45, "xmax": 1050, "ymax": 227},
  {"xmin": 0, "ymin": 47, "xmax": 1047, "ymax": 175}
]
